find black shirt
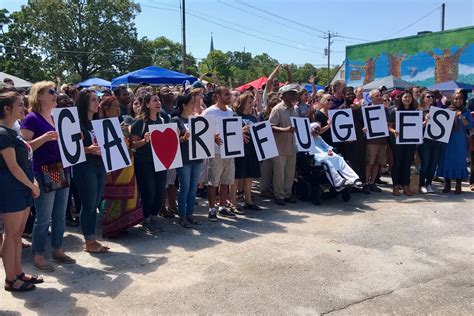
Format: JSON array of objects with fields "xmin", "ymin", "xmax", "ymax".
[
  {"xmin": 171, "ymin": 116, "xmax": 202, "ymax": 165},
  {"xmin": 0, "ymin": 126, "xmax": 32, "ymax": 171},
  {"xmin": 81, "ymin": 122, "xmax": 103, "ymax": 166},
  {"xmin": 131, "ymin": 117, "xmax": 163, "ymax": 162},
  {"xmin": 314, "ymin": 110, "xmax": 333, "ymax": 146}
]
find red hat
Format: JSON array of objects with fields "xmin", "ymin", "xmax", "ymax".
[{"xmin": 390, "ymin": 89, "xmax": 401, "ymax": 99}]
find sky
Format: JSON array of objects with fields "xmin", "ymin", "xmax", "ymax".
[{"xmin": 2, "ymin": 0, "xmax": 474, "ymax": 67}]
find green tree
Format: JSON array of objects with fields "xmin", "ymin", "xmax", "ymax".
[
  {"xmin": 293, "ymin": 63, "xmax": 317, "ymax": 83},
  {"xmin": 198, "ymin": 50, "xmax": 231, "ymax": 82},
  {"xmin": 0, "ymin": 9, "xmax": 49, "ymax": 82},
  {"xmin": 148, "ymin": 36, "xmax": 198, "ymax": 76},
  {"xmin": 22, "ymin": 0, "xmax": 141, "ymax": 80}
]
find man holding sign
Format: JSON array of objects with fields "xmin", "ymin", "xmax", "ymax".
[
  {"xmin": 362, "ymin": 90, "xmax": 389, "ymax": 193},
  {"xmin": 270, "ymin": 83, "xmax": 300, "ymax": 205}
]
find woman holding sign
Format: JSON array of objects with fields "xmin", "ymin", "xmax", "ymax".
[
  {"xmin": 437, "ymin": 92, "xmax": 473, "ymax": 194},
  {"xmin": 172, "ymin": 94, "xmax": 203, "ymax": 228},
  {"xmin": 418, "ymin": 90, "xmax": 442, "ymax": 194},
  {"xmin": 73, "ymin": 89, "xmax": 109, "ymax": 253},
  {"xmin": 233, "ymin": 93, "xmax": 261, "ymax": 211},
  {"xmin": 388, "ymin": 90, "xmax": 417, "ymax": 196},
  {"xmin": 131, "ymin": 93, "xmax": 167, "ymax": 233},
  {"xmin": 99, "ymin": 96, "xmax": 143, "ymax": 237},
  {"xmin": 1, "ymin": 92, "xmax": 40, "ymax": 292},
  {"xmin": 20, "ymin": 81, "xmax": 75, "ymax": 271}
]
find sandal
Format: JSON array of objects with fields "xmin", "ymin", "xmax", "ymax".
[
  {"xmin": 85, "ymin": 241, "xmax": 110, "ymax": 254},
  {"xmin": 244, "ymin": 203, "xmax": 262, "ymax": 211},
  {"xmin": 52, "ymin": 254, "xmax": 76, "ymax": 264},
  {"xmin": 16, "ymin": 272, "xmax": 44, "ymax": 284},
  {"xmin": 4, "ymin": 278, "xmax": 36, "ymax": 292}
]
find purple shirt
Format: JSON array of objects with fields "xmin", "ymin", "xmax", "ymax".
[{"xmin": 21, "ymin": 112, "xmax": 62, "ymax": 173}]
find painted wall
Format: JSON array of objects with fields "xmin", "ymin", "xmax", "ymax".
[{"xmin": 345, "ymin": 27, "xmax": 474, "ymax": 87}]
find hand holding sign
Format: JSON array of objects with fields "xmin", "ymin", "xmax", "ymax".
[
  {"xmin": 328, "ymin": 109, "xmax": 356, "ymax": 142},
  {"xmin": 290, "ymin": 117, "xmax": 314, "ymax": 152},
  {"xmin": 362, "ymin": 105, "xmax": 389, "ymax": 140},
  {"xmin": 395, "ymin": 111, "xmax": 423, "ymax": 144},
  {"xmin": 149, "ymin": 123, "xmax": 183, "ymax": 171},
  {"xmin": 424, "ymin": 107, "xmax": 455, "ymax": 143}
]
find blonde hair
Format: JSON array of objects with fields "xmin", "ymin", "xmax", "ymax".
[{"xmin": 28, "ymin": 81, "xmax": 55, "ymax": 113}]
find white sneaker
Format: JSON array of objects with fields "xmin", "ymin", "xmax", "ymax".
[
  {"xmin": 419, "ymin": 186, "xmax": 428, "ymax": 194},
  {"xmin": 426, "ymin": 185, "xmax": 434, "ymax": 193}
]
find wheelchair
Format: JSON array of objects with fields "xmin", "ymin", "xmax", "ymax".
[{"xmin": 293, "ymin": 152, "xmax": 351, "ymax": 205}]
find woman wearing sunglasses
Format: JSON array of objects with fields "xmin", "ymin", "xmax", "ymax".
[
  {"xmin": 417, "ymin": 90, "xmax": 441, "ymax": 194},
  {"xmin": 20, "ymin": 82, "xmax": 75, "ymax": 272}
]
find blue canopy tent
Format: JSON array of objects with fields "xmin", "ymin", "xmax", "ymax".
[
  {"xmin": 303, "ymin": 83, "xmax": 325, "ymax": 93},
  {"xmin": 428, "ymin": 80, "xmax": 474, "ymax": 92},
  {"xmin": 111, "ymin": 66, "xmax": 197, "ymax": 87},
  {"xmin": 77, "ymin": 77, "xmax": 111, "ymax": 87}
]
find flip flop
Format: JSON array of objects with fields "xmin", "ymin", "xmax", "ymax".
[{"xmin": 85, "ymin": 245, "xmax": 109, "ymax": 254}]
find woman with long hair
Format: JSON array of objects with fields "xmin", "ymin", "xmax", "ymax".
[
  {"xmin": 418, "ymin": 90, "xmax": 442, "ymax": 194},
  {"xmin": 388, "ymin": 90, "xmax": 418, "ymax": 196},
  {"xmin": 1, "ymin": 92, "xmax": 41, "ymax": 291},
  {"xmin": 99, "ymin": 96, "xmax": 143, "ymax": 237},
  {"xmin": 309, "ymin": 94, "xmax": 334, "ymax": 147},
  {"xmin": 20, "ymin": 81, "xmax": 75, "ymax": 271},
  {"xmin": 130, "ymin": 93, "xmax": 167, "ymax": 233},
  {"xmin": 232, "ymin": 93, "xmax": 261, "ymax": 211},
  {"xmin": 73, "ymin": 89, "xmax": 109, "ymax": 253},
  {"xmin": 437, "ymin": 92, "xmax": 473, "ymax": 194},
  {"xmin": 172, "ymin": 94, "xmax": 203, "ymax": 228}
]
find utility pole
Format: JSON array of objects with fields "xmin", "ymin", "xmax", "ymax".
[
  {"xmin": 181, "ymin": 0, "xmax": 187, "ymax": 73},
  {"xmin": 441, "ymin": 3, "xmax": 445, "ymax": 31},
  {"xmin": 323, "ymin": 31, "xmax": 338, "ymax": 85}
]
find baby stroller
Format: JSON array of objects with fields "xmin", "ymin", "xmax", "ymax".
[{"xmin": 293, "ymin": 152, "xmax": 352, "ymax": 205}]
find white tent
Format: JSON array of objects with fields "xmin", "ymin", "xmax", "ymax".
[{"xmin": 0, "ymin": 72, "xmax": 33, "ymax": 88}]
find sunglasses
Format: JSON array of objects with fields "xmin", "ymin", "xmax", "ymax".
[
  {"xmin": 327, "ymin": 98, "xmax": 335, "ymax": 102},
  {"xmin": 425, "ymin": 95, "xmax": 434, "ymax": 98},
  {"xmin": 383, "ymin": 98, "xmax": 390, "ymax": 102},
  {"xmin": 48, "ymin": 89, "xmax": 57, "ymax": 95}
]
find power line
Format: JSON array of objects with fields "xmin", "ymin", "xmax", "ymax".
[
  {"xmin": 386, "ymin": 6, "xmax": 441, "ymax": 39},
  {"xmin": 145, "ymin": 0, "xmax": 327, "ymax": 51},
  {"xmin": 234, "ymin": 0, "xmax": 326, "ymax": 35},
  {"xmin": 141, "ymin": 3, "xmax": 344, "ymax": 55}
]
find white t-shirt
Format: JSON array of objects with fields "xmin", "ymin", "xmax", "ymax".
[{"xmin": 202, "ymin": 104, "xmax": 234, "ymax": 153}]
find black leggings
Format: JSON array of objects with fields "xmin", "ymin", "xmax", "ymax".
[
  {"xmin": 134, "ymin": 159, "xmax": 167, "ymax": 219},
  {"xmin": 391, "ymin": 143, "xmax": 416, "ymax": 187}
]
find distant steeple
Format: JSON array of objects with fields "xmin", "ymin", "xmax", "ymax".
[{"xmin": 210, "ymin": 32, "xmax": 214, "ymax": 52}]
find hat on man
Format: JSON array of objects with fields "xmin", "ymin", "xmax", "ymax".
[
  {"xmin": 279, "ymin": 83, "xmax": 301, "ymax": 94},
  {"xmin": 192, "ymin": 81, "xmax": 204, "ymax": 89}
]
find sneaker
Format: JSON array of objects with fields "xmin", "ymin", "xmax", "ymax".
[
  {"xmin": 419, "ymin": 186, "xmax": 428, "ymax": 194},
  {"xmin": 186, "ymin": 216, "xmax": 203, "ymax": 225},
  {"xmin": 375, "ymin": 178, "xmax": 388, "ymax": 185},
  {"xmin": 208, "ymin": 209, "xmax": 218, "ymax": 222},
  {"xmin": 426, "ymin": 185, "xmax": 435, "ymax": 193},
  {"xmin": 275, "ymin": 198, "xmax": 286, "ymax": 205},
  {"xmin": 218, "ymin": 207, "xmax": 236, "ymax": 218},
  {"xmin": 141, "ymin": 221, "xmax": 160, "ymax": 234},
  {"xmin": 362, "ymin": 184, "xmax": 371, "ymax": 195},
  {"xmin": 369, "ymin": 183, "xmax": 382, "ymax": 192}
]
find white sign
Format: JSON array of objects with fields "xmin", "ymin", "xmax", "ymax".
[
  {"xmin": 189, "ymin": 116, "xmax": 216, "ymax": 160},
  {"xmin": 395, "ymin": 111, "xmax": 423, "ymax": 144},
  {"xmin": 149, "ymin": 123, "xmax": 183, "ymax": 172},
  {"xmin": 250, "ymin": 121, "xmax": 279, "ymax": 161},
  {"xmin": 220, "ymin": 117, "xmax": 245, "ymax": 158},
  {"xmin": 328, "ymin": 109, "xmax": 357, "ymax": 142},
  {"xmin": 290, "ymin": 117, "xmax": 315, "ymax": 152},
  {"xmin": 91, "ymin": 118, "xmax": 131, "ymax": 173},
  {"xmin": 362, "ymin": 104, "xmax": 389, "ymax": 139},
  {"xmin": 52, "ymin": 107, "xmax": 86, "ymax": 168},
  {"xmin": 424, "ymin": 107, "xmax": 456, "ymax": 143}
]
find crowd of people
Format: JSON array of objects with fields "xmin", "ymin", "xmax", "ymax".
[{"xmin": 1, "ymin": 64, "xmax": 473, "ymax": 292}]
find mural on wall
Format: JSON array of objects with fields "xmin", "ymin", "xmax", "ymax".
[{"xmin": 345, "ymin": 27, "xmax": 474, "ymax": 87}]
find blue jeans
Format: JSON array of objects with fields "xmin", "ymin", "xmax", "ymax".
[
  {"xmin": 418, "ymin": 140, "xmax": 442, "ymax": 187},
  {"xmin": 32, "ymin": 173, "xmax": 70, "ymax": 255},
  {"xmin": 177, "ymin": 163, "xmax": 201, "ymax": 218},
  {"xmin": 73, "ymin": 163, "xmax": 106, "ymax": 241}
]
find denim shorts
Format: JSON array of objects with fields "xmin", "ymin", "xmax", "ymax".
[{"xmin": 0, "ymin": 168, "xmax": 34, "ymax": 213}]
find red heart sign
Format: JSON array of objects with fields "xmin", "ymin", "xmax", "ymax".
[{"xmin": 151, "ymin": 128, "xmax": 178, "ymax": 169}]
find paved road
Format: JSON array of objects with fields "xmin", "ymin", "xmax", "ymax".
[{"xmin": 1, "ymin": 183, "xmax": 473, "ymax": 315}]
